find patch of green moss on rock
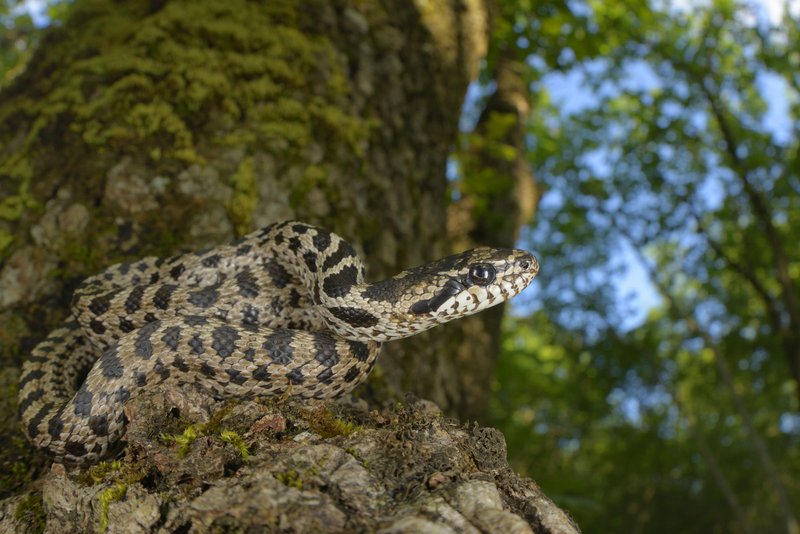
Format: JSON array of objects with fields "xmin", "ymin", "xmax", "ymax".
[
  {"xmin": 227, "ymin": 157, "xmax": 257, "ymax": 235},
  {"xmin": 14, "ymin": 492, "xmax": 46, "ymax": 534}
]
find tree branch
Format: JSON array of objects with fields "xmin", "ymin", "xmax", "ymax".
[{"xmin": 616, "ymin": 224, "xmax": 799, "ymax": 534}]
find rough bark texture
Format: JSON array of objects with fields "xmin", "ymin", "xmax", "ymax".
[
  {"xmin": 1, "ymin": 389, "xmax": 579, "ymax": 533},
  {"xmin": 0, "ymin": 0, "xmax": 571, "ymax": 531}
]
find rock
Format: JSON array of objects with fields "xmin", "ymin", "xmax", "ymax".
[{"xmin": 0, "ymin": 389, "xmax": 580, "ymax": 533}]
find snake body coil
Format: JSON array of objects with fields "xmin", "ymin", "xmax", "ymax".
[{"xmin": 18, "ymin": 221, "xmax": 538, "ymax": 464}]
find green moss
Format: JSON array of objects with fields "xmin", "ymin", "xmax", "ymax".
[
  {"xmin": 98, "ymin": 483, "xmax": 128, "ymax": 532},
  {"xmin": 159, "ymin": 424, "xmax": 200, "ymax": 459},
  {"xmin": 77, "ymin": 460, "xmax": 124, "ymax": 485},
  {"xmin": 14, "ymin": 492, "xmax": 45, "ymax": 534},
  {"xmin": 227, "ymin": 156, "xmax": 257, "ymax": 235},
  {"xmin": 303, "ymin": 407, "xmax": 361, "ymax": 439},
  {"xmin": 274, "ymin": 468, "xmax": 303, "ymax": 489},
  {"xmin": 0, "ymin": 0, "xmax": 372, "ymax": 238},
  {"xmin": 160, "ymin": 402, "xmax": 241, "ymax": 458},
  {"xmin": 219, "ymin": 430, "xmax": 250, "ymax": 459}
]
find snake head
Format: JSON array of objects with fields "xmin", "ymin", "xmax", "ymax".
[{"xmin": 405, "ymin": 247, "xmax": 538, "ymax": 320}]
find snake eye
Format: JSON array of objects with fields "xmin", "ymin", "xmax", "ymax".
[{"xmin": 468, "ymin": 264, "xmax": 495, "ymax": 286}]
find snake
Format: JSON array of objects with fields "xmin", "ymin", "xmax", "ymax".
[{"xmin": 17, "ymin": 221, "xmax": 538, "ymax": 465}]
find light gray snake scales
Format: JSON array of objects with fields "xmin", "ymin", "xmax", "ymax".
[{"xmin": 18, "ymin": 221, "xmax": 538, "ymax": 465}]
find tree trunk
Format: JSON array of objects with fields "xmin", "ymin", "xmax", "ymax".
[
  {"xmin": 0, "ymin": 0, "xmax": 490, "ymax": 415},
  {"xmin": 0, "ymin": 2, "xmax": 573, "ymax": 531}
]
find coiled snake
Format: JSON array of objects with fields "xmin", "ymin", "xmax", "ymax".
[{"xmin": 18, "ymin": 221, "xmax": 538, "ymax": 465}]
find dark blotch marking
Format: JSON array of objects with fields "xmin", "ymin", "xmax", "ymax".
[
  {"xmin": 409, "ymin": 279, "xmax": 465, "ymax": 315},
  {"xmin": 347, "ymin": 340, "xmax": 372, "ymax": 362},
  {"xmin": 253, "ymin": 364, "xmax": 270, "ymax": 381},
  {"xmin": 202, "ymin": 254, "xmax": 222, "ymax": 268},
  {"xmin": 45, "ymin": 411, "xmax": 62, "ymax": 439},
  {"xmin": 73, "ymin": 387, "xmax": 93, "ymax": 417},
  {"xmin": 134, "ymin": 320, "xmax": 162, "ymax": 359},
  {"xmin": 172, "ymin": 356, "xmax": 190, "ymax": 372},
  {"xmin": 312, "ymin": 230, "xmax": 331, "ymax": 252},
  {"xmin": 18, "ymin": 369, "xmax": 44, "ymax": 391},
  {"xmin": 65, "ymin": 441, "xmax": 88, "ymax": 457},
  {"xmin": 244, "ymin": 348, "xmax": 256, "ymax": 361},
  {"xmin": 99, "ymin": 345, "xmax": 124, "ymax": 378},
  {"xmin": 153, "ymin": 284, "xmax": 178, "ymax": 310},
  {"xmin": 184, "ymin": 315, "xmax": 208, "ymax": 326},
  {"xmin": 292, "ymin": 223, "xmax": 311, "ymax": 234},
  {"xmin": 288, "ymin": 236, "xmax": 302, "ymax": 252},
  {"xmin": 170, "ymin": 264, "xmax": 185, "ymax": 279},
  {"xmin": 90, "ymin": 319, "xmax": 106, "ymax": 335},
  {"xmin": 316, "ymin": 368, "xmax": 334, "ymax": 384},
  {"xmin": 119, "ymin": 317, "xmax": 135, "ymax": 333},
  {"xmin": 18, "ymin": 389, "xmax": 45, "ymax": 420},
  {"xmin": 235, "ymin": 269, "xmax": 260, "ymax": 298},
  {"xmin": 161, "ymin": 325, "xmax": 181, "ymax": 350},
  {"xmin": 88, "ymin": 290, "xmax": 119, "ymax": 316},
  {"xmin": 124, "ymin": 285, "xmax": 146, "ymax": 314},
  {"xmin": 135, "ymin": 371, "xmax": 147, "ymax": 387},
  {"xmin": 153, "ymin": 357, "xmax": 170, "ymax": 380},
  {"xmin": 343, "ymin": 365, "xmax": 361, "ymax": 383},
  {"xmin": 211, "ymin": 325, "xmax": 240, "ymax": 358},
  {"xmin": 116, "ymin": 387, "xmax": 131, "ymax": 403},
  {"xmin": 225, "ymin": 369, "xmax": 248, "ymax": 385},
  {"xmin": 289, "ymin": 289, "xmax": 302, "ymax": 308},
  {"xmin": 328, "ymin": 307, "xmax": 379, "ymax": 328},
  {"xmin": 360, "ymin": 278, "xmax": 406, "ymax": 302},
  {"xmin": 322, "ymin": 240, "xmax": 357, "ymax": 271},
  {"xmin": 19, "ymin": 402, "xmax": 50, "ymax": 438},
  {"xmin": 313, "ymin": 332, "xmax": 339, "ymax": 367},
  {"xmin": 322, "ymin": 266, "xmax": 359, "ymax": 298},
  {"xmin": 187, "ymin": 286, "xmax": 220, "ymax": 308},
  {"xmin": 200, "ymin": 362, "xmax": 216, "ymax": 377},
  {"xmin": 236, "ymin": 244, "xmax": 252, "ymax": 256},
  {"xmin": 149, "ymin": 272, "xmax": 160, "ymax": 284},
  {"xmin": 188, "ymin": 333, "xmax": 205, "ymax": 355},
  {"xmin": 303, "ymin": 252, "xmax": 318, "ymax": 273},
  {"xmin": 286, "ymin": 368, "xmax": 305, "ymax": 384},
  {"xmin": 89, "ymin": 414, "xmax": 109, "ymax": 436},
  {"xmin": 243, "ymin": 304, "xmax": 260, "ymax": 325},
  {"xmin": 263, "ymin": 330, "xmax": 294, "ymax": 365},
  {"xmin": 264, "ymin": 261, "xmax": 290, "ymax": 288}
]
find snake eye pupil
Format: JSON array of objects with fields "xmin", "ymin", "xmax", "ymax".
[{"xmin": 469, "ymin": 264, "xmax": 495, "ymax": 286}]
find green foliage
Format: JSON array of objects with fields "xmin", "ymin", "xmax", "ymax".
[{"xmin": 491, "ymin": 0, "xmax": 800, "ymax": 532}]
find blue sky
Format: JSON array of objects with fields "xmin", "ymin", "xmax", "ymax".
[{"xmin": 527, "ymin": 0, "xmax": 799, "ymax": 329}]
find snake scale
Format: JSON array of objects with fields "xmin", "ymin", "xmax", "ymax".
[{"xmin": 18, "ymin": 221, "xmax": 538, "ymax": 465}]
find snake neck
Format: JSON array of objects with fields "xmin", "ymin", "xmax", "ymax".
[{"xmin": 261, "ymin": 221, "xmax": 537, "ymax": 344}]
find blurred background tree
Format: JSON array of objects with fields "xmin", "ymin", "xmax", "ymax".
[
  {"xmin": 3, "ymin": 0, "xmax": 799, "ymax": 532},
  {"xmin": 469, "ymin": 0, "xmax": 800, "ymax": 532}
]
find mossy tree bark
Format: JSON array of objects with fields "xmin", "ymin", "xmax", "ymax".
[{"xmin": 0, "ymin": 0, "xmax": 539, "ymax": 493}]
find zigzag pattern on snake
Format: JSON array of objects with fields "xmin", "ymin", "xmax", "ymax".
[{"xmin": 18, "ymin": 221, "xmax": 538, "ymax": 465}]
